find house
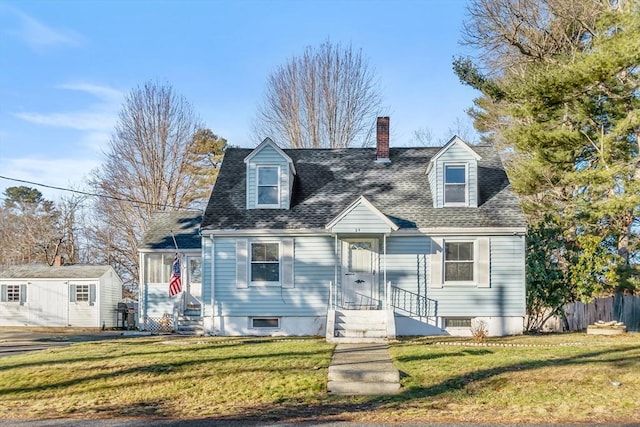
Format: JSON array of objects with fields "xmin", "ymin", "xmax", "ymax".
[
  {"xmin": 0, "ymin": 263, "xmax": 123, "ymax": 328},
  {"xmin": 138, "ymin": 117, "xmax": 527, "ymax": 339}
]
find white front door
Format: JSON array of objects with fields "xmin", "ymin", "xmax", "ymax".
[{"xmin": 341, "ymin": 239, "xmax": 378, "ymax": 310}]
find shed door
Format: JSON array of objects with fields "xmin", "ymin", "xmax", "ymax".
[{"xmin": 341, "ymin": 239, "xmax": 378, "ymax": 309}]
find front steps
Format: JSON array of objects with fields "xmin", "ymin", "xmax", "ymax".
[
  {"xmin": 328, "ymin": 344, "xmax": 401, "ymax": 395},
  {"xmin": 176, "ymin": 303, "xmax": 205, "ymax": 335},
  {"xmin": 327, "ymin": 309, "xmax": 395, "ymax": 343}
]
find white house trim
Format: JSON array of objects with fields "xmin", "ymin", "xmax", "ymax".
[
  {"xmin": 425, "ymin": 135, "xmax": 481, "ymax": 175},
  {"xmin": 325, "ymin": 195, "xmax": 399, "ymax": 232},
  {"xmin": 243, "ymin": 137, "xmax": 297, "ymax": 175}
]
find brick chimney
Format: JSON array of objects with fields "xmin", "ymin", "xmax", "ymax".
[{"xmin": 376, "ymin": 116, "xmax": 390, "ymax": 163}]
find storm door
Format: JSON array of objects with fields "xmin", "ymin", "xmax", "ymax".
[{"xmin": 341, "ymin": 239, "xmax": 379, "ymax": 309}]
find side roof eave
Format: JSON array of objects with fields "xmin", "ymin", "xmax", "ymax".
[
  {"xmin": 243, "ymin": 137, "xmax": 297, "ymax": 175},
  {"xmin": 325, "ymin": 195, "xmax": 399, "ymax": 232}
]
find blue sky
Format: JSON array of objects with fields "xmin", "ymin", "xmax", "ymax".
[{"xmin": 0, "ymin": 0, "xmax": 479, "ymax": 201}]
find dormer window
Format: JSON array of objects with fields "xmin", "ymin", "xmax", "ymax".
[
  {"xmin": 257, "ymin": 166, "xmax": 279, "ymax": 207},
  {"xmin": 444, "ymin": 164, "xmax": 467, "ymax": 205}
]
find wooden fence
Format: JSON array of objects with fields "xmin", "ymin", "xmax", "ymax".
[{"xmin": 540, "ymin": 294, "xmax": 640, "ymax": 332}]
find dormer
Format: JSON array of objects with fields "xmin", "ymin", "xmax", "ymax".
[
  {"xmin": 244, "ymin": 138, "xmax": 296, "ymax": 210},
  {"xmin": 426, "ymin": 136, "xmax": 481, "ymax": 208}
]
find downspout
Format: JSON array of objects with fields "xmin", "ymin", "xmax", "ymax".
[{"xmin": 209, "ymin": 235, "xmax": 216, "ymax": 334}]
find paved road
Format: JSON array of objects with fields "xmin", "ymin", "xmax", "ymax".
[{"xmin": 0, "ymin": 420, "xmax": 636, "ymax": 427}]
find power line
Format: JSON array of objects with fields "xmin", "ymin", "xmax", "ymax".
[{"xmin": 0, "ymin": 175, "xmax": 188, "ymax": 210}]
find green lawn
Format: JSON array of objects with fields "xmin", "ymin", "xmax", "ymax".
[{"xmin": 0, "ymin": 334, "xmax": 638, "ymax": 423}]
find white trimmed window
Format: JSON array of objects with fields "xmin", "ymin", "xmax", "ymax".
[
  {"xmin": 1, "ymin": 284, "xmax": 26, "ymax": 303},
  {"xmin": 237, "ymin": 239, "xmax": 294, "ymax": 289},
  {"xmin": 7, "ymin": 284, "xmax": 20, "ymax": 302},
  {"xmin": 444, "ymin": 164, "xmax": 466, "ymax": 204},
  {"xmin": 257, "ymin": 166, "xmax": 279, "ymax": 207},
  {"xmin": 145, "ymin": 253, "xmax": 175, "ymax": 283},
  {"xmin": 444, "ymin": 241, "xmax": 474, "ymax": 282},
  {"xmin": 70, "ymin": 284, "xmax": 96, "ymax": 305},
  {"xmin": 251, "ymin": 242, "xmax": 280, "ymax": 283},
  {"xmin": 76, "ymin": 284, "xmax": 90, "ymax": 302}
]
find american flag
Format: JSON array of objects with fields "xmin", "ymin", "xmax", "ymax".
[{"xmin": 169, "ymin": 253, "xmax": 182, "ymax": 297}]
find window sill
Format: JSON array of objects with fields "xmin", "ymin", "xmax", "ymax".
[
  {"xmin": 443, "ymin": 281, "xmax": 477, "ymax": 287},
  {"xmin": 249, "ymin": 282, "xmax": 281, "ymax": 287}
]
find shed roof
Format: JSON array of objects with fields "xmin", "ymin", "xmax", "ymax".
[{"xmin": 0, "ymin": 264, "xmax": 114, "ymax": 279}]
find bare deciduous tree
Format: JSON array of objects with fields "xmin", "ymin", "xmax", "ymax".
[
  {"xmin": 462, "ymin": 0, "xmax": 606, "ymax": 75},
  {"xmin": 90, "ymin": 81, "xmax": 211, "ymax": 288},
  {"xmin": 0, "ymin": 186, "xmax": 85, "ymax": 268},
  {"xmin": 254, "ymin": 41, "xmax": 384, "ymax": 148},
  {"xmin": 410, "ymin": 117, "xmax": 479, "ymax": 147}
]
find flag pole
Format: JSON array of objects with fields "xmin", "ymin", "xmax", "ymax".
[
  {"xmin": 168, "ymin": 230, "xmax": 184, "ymax": 301},
  {"xmin": 170, "ymin": 230, "xmax": 180, "ymax": 253}
]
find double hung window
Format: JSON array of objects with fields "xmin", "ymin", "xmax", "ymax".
[
  {"xmin": 251, "ymin": 242, "xmax": 280, "ymax": 282},
  {"xmin": 257, "ymin": 166, "xmax": 279, "ymax": 206},
  {"xmin": 444, "ymin": 164, "xmax": 466, "ymax": 204},
  {"xmin": 444, "ymin": 241, "xmax": 474, "ymax": 282}
]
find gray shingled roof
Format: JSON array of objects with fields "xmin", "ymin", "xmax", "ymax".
[
  {"xmin": 0, "ymin": 264, "xmax": 113, "ymax": 279},
  {"xmin": 138, "ymin": 211, "xmax": 202, "ymax": 250},
  {"xmin": 201, "ymin": 146, "xmax": 526, "ymax": 231}
]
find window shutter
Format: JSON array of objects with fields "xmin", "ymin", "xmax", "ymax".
[
  {"xmin": 69, "ymin": 284, "xmax": 77, "ymax": 302},
  {"xmin": 236, "ymin": 239, "xmax": 248, "ymax": 288},
  {"xmin": 89, "ymin": 284, "xmax": 97, "ymax": 305},
  {"xmin": 476, "ymin": 237, "xmax": 490, "ymax": 288},
  {"xmin": 281, "ymin": 238, "xmax": 294, "ymax": 289},
  {"xmin": 429, "ymin": 238, "xmax": 444, "ymax": 288},
  {"xmin": 1, "ymin": 284, "xmax": 7, "ymax": 302},
  {"xmin": 20, "ymin": 284, "xmax": 27, "ymax": 305}
]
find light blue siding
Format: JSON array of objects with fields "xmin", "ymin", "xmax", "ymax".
[
  {"xmin": 246, "ymin": 144, "xmax": 293, "ymax": 209},
  {"xmin": 427, "ymin": 167, "xmax": 437, "ymax": 207},
  {"xmin": 213, "ymin": 236, "xmax": 334, "ymax": 316},
  {"xmin": 330, "ymin": 203, "xmax": 393, "ymax": 233},
  {"xmin": 204, "ymin": 233, "xmax": 524, "ymax": 325},
  {"xmin": 385, "ymin": 235, "xmax": 524, "ymax": 318},
  {"xmin": 428, "ymin": 235, "xmax": 524, "ymax": 316},
  {"xmin": 385, "ymin": 236, "xmax": 430, "ymax": 296},
  {"xmin": 432, "ymin": 142, "xmax": 479, "ymax": 208}
]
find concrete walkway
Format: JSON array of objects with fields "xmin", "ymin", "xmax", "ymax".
[{"xmin": 327, "ymin": 343, "xmax": 401, "ymax": 395}]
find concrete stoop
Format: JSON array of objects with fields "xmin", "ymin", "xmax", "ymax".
[
  {"xmin": 327, "ymin": 343, "xmax": 401, "ymax": 396},
  {"xmin": 176, "ymin": 315, "xmax": 205, "ymax": 336}
]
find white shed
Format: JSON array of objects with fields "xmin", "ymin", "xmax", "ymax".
[{"xmin": 0, "ymin": 264, "xmax": 123, "ymax": 328}]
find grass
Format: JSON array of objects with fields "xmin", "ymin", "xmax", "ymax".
[{"xmin": 0, "ymin": 333, "xmax": 639, "ymax": 423}]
